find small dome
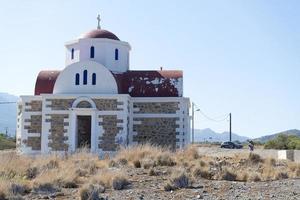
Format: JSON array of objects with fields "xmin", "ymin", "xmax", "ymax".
[{"xmin": 80, "ymin": 29, "xmax": 120, "ymax": 40}]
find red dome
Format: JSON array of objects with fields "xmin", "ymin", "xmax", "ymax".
[{"xmin": 80, "ymin": 29, "xmax": 120, "ymax": 40}]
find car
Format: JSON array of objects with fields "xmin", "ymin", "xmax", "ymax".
[{"xmin": 220, "ymin": 141, "xmax": 243, "ymax": 149}]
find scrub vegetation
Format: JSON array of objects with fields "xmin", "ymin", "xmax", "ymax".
[{"xmin": 0, "ymin": 144, "xmax": 299, "ymax": 199}]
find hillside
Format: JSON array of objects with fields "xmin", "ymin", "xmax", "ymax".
[
  {"xmin": 255, "ymin": 129, "xmax": 300, "ymax": 143},
  {"xmin": 0, "ymin": 133, "xmax": 15, "ymax": 150},
  {"xmin": 194, "ymin": 128, "xmax": 249, "ymax": 142},
  {"xmin": 0, "ymin": 92, "xmax": 18, "ymax": 136}
]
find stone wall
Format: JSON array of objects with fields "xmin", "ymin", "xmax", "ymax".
[
  {"xmin": 93, "ymin": 99, "xmax": 123, "ymax": 111},
  {"xmin": 98, "ymin": 115, "xmax": 123, "ymax": 151},
  {"xmin": 24, "ymin": 115, "xmax": 42, "ymax": 133},
  {"xmin": 24, "ymin": 137, "xmax": 41, "ymax": 151},
  {"xmin": 46, "ymin": 114, "xmax": 69, "ymax": 151},
  {"xmin": 23, "ymin": 115, "xmax": 42, "ymax": 150},
  {"xmin": 133, "ymin": 102, "xmax": 179, "ymax": 114},
  {"xmin": 46, "ymin": 99, "xmax": 75, "ymax": 110},
  {"xmin": 133, "ymin": 117, "xmax": 179, "ymax": 149},
  {"xmin": 25, "ymin": 100, "xmax": 42, "ymax": 112}
]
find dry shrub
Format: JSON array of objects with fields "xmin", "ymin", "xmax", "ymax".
[
  {"xmin": 133, "ymin": 160, "xmax": 141, "ymax": 168},
  {"xmin": 266, "ymin": 158, "xmax": 276, "ymax": 166},
  {"xmin": 192, "ymin": 167, "xmax": 212, "ymax": 180},
  {"xmin": 220, "ymin": 168, "xmax": 237, "ymax": 181},
  {"xmin": 91, "ymin": 169, "xmax": 129, "ymax": 190},
  {"xmin": 117, "ymin": 158, "xmax": 128, "ymax": 166},
  {"xmin": 163, "ymin": 182, "xmax": 174, "ymax": 191},
  {"xmin": 237, "ymin": 172, "xmax": 248, "ymax": 182},
  {"xmin": 116, "ymin": 144, "xmax": 163, "ymax": 161},
  {"xmin": 0, "ymin": 180, "xmax": 31, "ymax": 199},
  {"xmin": 275, "ymin": 172, "xmax": 289, "ymax": 180},
  {"xmin": 248, "ymin": 153, "xmax": 263, "ymax": 164},
  {"xmin": 175, "ymin": 145, "xmax": 200, "ymax": 162},
  {"xmin": 148, "ymin": 168, "xmax": 158, "ymax": 176},
  {"xmin": 112, "ymin": 175, "xmax": 129, "ymax": 190},
  {"xmin": 33, "ymin": 165, "xmax": 80, "ymax": 191},
  {"xmin": 199, "ymin": 160, "xmax": 206, "ymax": 167},
  {"xmin": 80, "ymin": 184, "xmax": 105, "ymax": 200},
  {"xmin": 165, "ymin": 169, "xmax": 191, "ymax": 190},
  {"xmin": 76, "ymin": 168, "xmax": 89, "ymax": 177},
  {"xmin": 9, "ymin": 183, "xmax": 31, "ymax": 196},
  {"xmin": 141, "ymin": 158, "xmax": 156, "ymax": 169},
  {"xmin": 155, "ymin": 152, "xmax": 176, "ymax": 166},
  {"xmin": 0, "ymin": 152, "xmax": 32, "ymax": 179},
  {"xmin": 25, "ymin": 167, "xmax": 38, "ymax": 179},
  {"xmin": 248, "ymin": 173, "xmax": 261, "ymax": 182}
]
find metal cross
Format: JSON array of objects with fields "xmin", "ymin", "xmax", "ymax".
[{"xmin": 97, "ymin": 14, "xmax": 101, "ymax": 29}]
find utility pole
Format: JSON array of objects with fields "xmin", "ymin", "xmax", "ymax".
[
  {"xmin": 229, "ymin": 113, "xmax": 232, "ymax": 142},
  {"xmin": 192, "ymin": 102, "xmax": 195, "ymax": 144}
]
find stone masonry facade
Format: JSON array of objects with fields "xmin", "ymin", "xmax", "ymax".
[
  {"xmin": 93, "ymin": 99, "xmax": 123, "ymax": 111},
  {"xmin": 46, "ymin": 99, "xmax": 75, "ymax": 110},
  {"xmin": 98, "ymin": 115, "xmax": 123, "ymax": 151},
  {"xmin": 25, "ymin": 100, "xmax": 42, "ymax": 112},
  {"xmin": 23, "ymin": 115, "xmax": 42, "ymax": 150},
  {"xmin": 46, "ymin": 114, "xmax": 69, "ymax": 151},
  {"xmin": 18, "ymin": 96, "xmax": 189, "ymax": 154},
  {"xmin": 133, "ymin": 102, "xmax": 180, "ymax": 114},
  {"xmin": 133, "ymin": 117, "xmax": 179, "ymax": 149}
]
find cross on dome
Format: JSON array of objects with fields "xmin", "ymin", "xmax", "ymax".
[{"xmin": 97, "ymin": 14, "xmax": 101, "ymax": 29}]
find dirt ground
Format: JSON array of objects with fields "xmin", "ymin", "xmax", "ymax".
[{"xmin": 1, "ymin": 147, "xmax": 299, "ymax": 200}]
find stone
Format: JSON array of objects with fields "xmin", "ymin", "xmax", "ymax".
[
  {"xmin": 25, "ymin": 100, "xmax": 42, "ymax": 112},
  {"xmin": 133, "ymin": 102, "xmax": 179, "ymax": 114}
]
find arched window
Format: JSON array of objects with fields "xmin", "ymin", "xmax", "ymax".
[
  {"xmin": 90, "ymin": 46, "xmax": 94, "ymax": 58},
  {"xmin": 83, "ymin": 70, "xmax": 87, "ymax": 85},
  {"xmin": 71, "ymin": 48, "xmax": 74, "ymax": 60},
  {"xmin": 75, "ymin": 73, "xmax": 80, "ymax": 85},
  {"xmin": 115, "ymin": 48, "xmax": 119, "ymax": 60},
  {"xmin": 92, "ymin": 73, "xmax": 96, "ymax": 85}
]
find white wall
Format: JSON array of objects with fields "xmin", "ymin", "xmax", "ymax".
[
  {"xmin": 65, "ymin": 38, "xmax": 131, "ymax": 73},
  {"xmin": 53, "ymin": 60, "xmax": 118, "ymax": 94}
]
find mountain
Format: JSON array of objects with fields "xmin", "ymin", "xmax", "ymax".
[
  {"xmin": 194, "ymin": 128, "xmax": 249, "ymax": 142},
  {"xmin": 254, "ymin": 129, "xmax": 300, "ymax": 143},
  {"xmin": 0, "ymin": 93, "xmax": 18, "ymax": 136}
]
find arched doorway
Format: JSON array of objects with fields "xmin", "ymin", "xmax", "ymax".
[{"xmin": 71, "ymin": 97, "xmax": 97, "ymax": 152}]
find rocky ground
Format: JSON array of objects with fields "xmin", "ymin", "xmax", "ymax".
[
  {"xmin": 24, "ymin": 168, "xmax": 300, "ymax": 200},
  {"xmin": 1, "ymin": 146, "xmax": 300, "ymax": 200}
]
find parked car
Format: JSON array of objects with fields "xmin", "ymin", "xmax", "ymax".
[{"xmin": 220, "ymin": 141, "xmax": 243, "ymax": 149}]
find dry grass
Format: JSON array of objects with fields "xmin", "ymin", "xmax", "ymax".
[
  {"xmin": 0, "ymin": 144, "xmax": 299, "ymax": 198},
  {"xmin": 164, "ymin": 168, "xmax": 192, "ymax": 191}
]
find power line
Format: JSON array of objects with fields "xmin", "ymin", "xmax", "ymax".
[
  {"xmin": 193, "ymin": 103, "xmax": 229, "ymax": 122},
  {"xmin": 0, "ymin": 102, "xmax": 17, "ymax": 104}
]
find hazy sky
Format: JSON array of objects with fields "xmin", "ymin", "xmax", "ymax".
[{"xmin": 0, "ymin": 0, "xmax": 299, "ymax": 138}]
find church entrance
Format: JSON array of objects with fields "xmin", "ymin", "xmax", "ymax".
[{"xmin": 76, "ymin": 116, "xmax": 92, "ymax": 148}]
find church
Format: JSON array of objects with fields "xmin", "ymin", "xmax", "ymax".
[{"xmin": 16, "ymin": 17, "xmax": 190, "ymax": 155}]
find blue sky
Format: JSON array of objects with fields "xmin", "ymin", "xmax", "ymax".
[{"xmin": 0, "ymin": 0, "xmax": 299, "ymax": 137}]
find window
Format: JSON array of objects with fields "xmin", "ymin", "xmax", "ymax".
[
  {"xmin": 90, "ymin": 46, "xmax": 94, "ymax": 58},
  {"xmin": 115, "ymin": 48, "xmax": 118, "ymax": 60},
  {"xmin": 92, "ymin": 73, "xmax": 96, "ymax": 85},
  {"xmin": 83, "ymin": 70, "xmax": 87, "ymax": 85},
  {"xmin": 75, "ymin": 73, "xmax": 80, "ymax": 85},
  {"xmin": 71, "ymin": 48, "xmax": 74, "ymax": 60}
]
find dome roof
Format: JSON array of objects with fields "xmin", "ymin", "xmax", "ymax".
[{"xmin": 80, "ymin": 29, "xmax": 120, "ymax": 40}]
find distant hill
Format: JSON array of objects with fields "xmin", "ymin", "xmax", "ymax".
[
  {"xmin": 0, "ymin": 133, "xmax": 15, "ymax": 150},
  {"xmin": 194, "ymin": 128, "xmax": 249, "ymax": 142},
  {"xmin": 0, "ymin": 93, "xmax": 18, "ymax": 136},
  {"xmin": 254, "ymin": 129, "xmax": 300, "ymax": 143}
]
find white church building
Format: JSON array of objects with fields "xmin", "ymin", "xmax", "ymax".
[{"xmin": 16, "ymin": 18, "xmax": 190, "ymax": 155}]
